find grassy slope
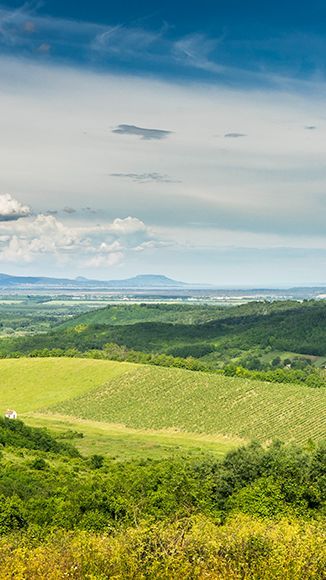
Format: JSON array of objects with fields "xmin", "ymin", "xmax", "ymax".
[
  {"xmin": 1, "ymin": 358, "xmax": 324, "ymax": 452},
  {"xmin": 26, "ymin": 414, "xmax": 241, "ymax": 460},
  {"xmin": 0, "ymin": 357, "xmax": 132, "ymax": 412},
  {"xmin": 51, "ymin": 362, "xmax": 325, "ymax": 444},
  {"xmin": 0, "ymin": 357, "xmax": 240, "ymax": 459}
]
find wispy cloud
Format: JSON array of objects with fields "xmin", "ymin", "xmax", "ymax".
[
  {"xmin": 112, "ymin": 124, "xmax": 172, "ymax": 140},
  {"xmin": 172, "ymin": 33, "xmax": 224, "ymax": 74},
  {"xmin": 63, "ymin": 206, "xmax": 76, "ymax": 214},
  {"xmin": 224, "ymin": 132, "xmax": 247, "ymax": 138},
  {"xmin": 0, "ymin": 3, "xmax": 323, "ymax": 88},
  {"xmin": 92, "ymin": 25, "xmax": 160, "ymax": 57},
  {"xmin": 110, "ymin": 172, "xmax": 180, "ymax": 183}
]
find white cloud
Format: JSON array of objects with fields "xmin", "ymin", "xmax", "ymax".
[
  {"xmin": 108, "ymin": 217, "xmax": 148, "ymax": 235},
  {"xmin": 0, "ymin": 193, "xmax": 31, "ymax": 221},
  {"xmin": 0, "ymin": 212, "xmax": 163, "ymax": 269},
  {"xmin": 172, "ymin": 33, "xmax": 224, "ymax": 73}
]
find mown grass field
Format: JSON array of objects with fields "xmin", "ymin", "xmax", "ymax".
[{"xmin": 0, "ymin": 357, "xmax": 132, "ymax": 412}]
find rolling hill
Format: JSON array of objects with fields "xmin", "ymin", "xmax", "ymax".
[
  {"xmin": 1, "ymin": 358, "xmax": 325, "ymax": 445},
  {"xmin": 7, "ymin": 300, "xmax": 326, "ymax": 359}
]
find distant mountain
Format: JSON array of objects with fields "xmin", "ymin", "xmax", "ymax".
[
  {"xmin": 105, "ymin": 275, "xmax": 187, "ymax": 288},
  {"xmin": 0, "ymin": 272, "xmax": 189, "ymax": 289}
]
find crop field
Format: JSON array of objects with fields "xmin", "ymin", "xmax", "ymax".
[
  {"xmin": 54, "ymin": 364, "xmax": 326, "ymax": 444},
  {"xmin": 0, "ymin": 357, "xmax": 324, "ymax": 448}
]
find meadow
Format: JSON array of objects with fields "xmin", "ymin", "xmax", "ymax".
[{"xmin": 0, "ymin": 357, "xmax": 132, "ymax": 413}]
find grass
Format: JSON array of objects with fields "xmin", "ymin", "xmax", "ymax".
[
  {"xmin": 25, "ymin": 414, "xmax": 242, "ymax": 460},
  {"xmin": 0, "ymin": 357, "xmax": 133, "ymax": 413},
  {"xmin": 53, "ymin": 363, "xmax": 326, "ymax": 444},
  {"xmin": 0, "ymin": 358, "xmax": 325, "ymax": 459}
]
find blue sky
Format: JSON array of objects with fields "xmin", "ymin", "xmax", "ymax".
[{"xmin": 0, "ymin": 1, "xmax": 325, "ymax": 285}]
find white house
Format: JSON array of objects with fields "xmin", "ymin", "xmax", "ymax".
[{"xmin": 5, "ymin": 409, "xmax": 17, "ymax": 420}]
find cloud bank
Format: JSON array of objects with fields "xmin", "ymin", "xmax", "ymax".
[{"xmin": 0, "ymin": 210, "xmax": 164, "ymax": 271}]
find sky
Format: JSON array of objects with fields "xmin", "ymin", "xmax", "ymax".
[{"xmin": 0, "ymin": 1, "xmax": 326, "ymax": 285}]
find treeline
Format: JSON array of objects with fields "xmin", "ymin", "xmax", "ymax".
[
  {"xmin": 2, "ymin": 345, "xmax": 324, "ymax": 387},
  {"xmin": 224, "ymin": 364, "xmax": 325, "ymax": 388}
]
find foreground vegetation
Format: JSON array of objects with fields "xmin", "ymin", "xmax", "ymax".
[
  {"xmin": 1, "ymin": 515, "xmax": 325, "ymax": 579},
  {"xmin": 0, "ymin": 300, "xmax": 325, "ymax": 577},
  {"xmin": 0, "ymin": 417, "xmax": 325, "ymax": 578}
]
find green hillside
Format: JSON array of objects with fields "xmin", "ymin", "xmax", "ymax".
[
  {"xmin": 5, "ymin": 300, "xmax": 326, "ymax": 362},
  {"xmin": 1, "ymin": 358, "xmax": 324, "ymax": 445},
  {"xmin": 54, "ymin": 364, "xmax": 326, "ymax": 443},
  {"xmin": 57, "ymin": 302, "xmax": 232, "ymax": 328},
  {"xmin": 0, "ymin": 357, "xmax": 132, "ymax": 413}
]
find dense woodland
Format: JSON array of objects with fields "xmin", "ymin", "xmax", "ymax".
[{"xmin": 4, "ymin": 300, "xmax": 326, "ymax": 356}]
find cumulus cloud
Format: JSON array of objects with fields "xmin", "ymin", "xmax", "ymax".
[
  {"xmin": 112, "ymin": 124, "xmax": 172, "ymax": 140},
  {"xmin": 63, "ymin": 206, "xmax": 76, "ymax": 214},
  {"xmin": 110, "ymin": 172, "xmax": 180, "ymax": 183},
  {"xmin": 0, "ymin": 212, "xmax": 164, "ymax": 269},
  {"xmin": 0, "ymin": 194, "xmax": 31, "ymax": 221},
  {"xmin": 108, "ymin": 216, "xmax": 148, "ymax": 235}
]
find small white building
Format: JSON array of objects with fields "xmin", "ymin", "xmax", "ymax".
[{"xmin": 5, "ymin": 409, "xmax": 17, "ymax": 420}]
